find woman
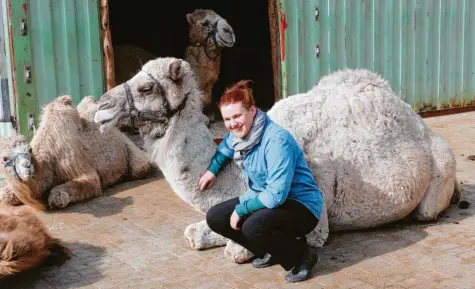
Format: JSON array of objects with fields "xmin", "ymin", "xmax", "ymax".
[{"xmin": 199, "ymin": 80, "xmax": 324, "ymax": 283}]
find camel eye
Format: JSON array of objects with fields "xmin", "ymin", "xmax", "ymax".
[
  {"xmin": 138, "ymin": 83, "xmax": 154, "ymax": 94},
  {"xmin": 28, "ymin": 148, "xmax": 32, "ymax": 154},
  {"xmin": 3, "ymin": 157, "xmax": 7, "ymax": 162},
  {"xmin": 201, "ymin": 20, "xmax": 210, "ymax": 26}
]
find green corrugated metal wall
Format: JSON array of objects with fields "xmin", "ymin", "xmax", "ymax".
[
  {"xmin": 279, "ymin": 0, "xmax": 475, "ymax": 112},
  {"xmin": 8, "ymin": 0, "xmax": 104, "ymax": 139}
]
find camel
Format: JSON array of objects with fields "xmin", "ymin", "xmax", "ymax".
[
  {"xmin": 184, "ymin": 9, "xmax": 235, "ymax": 122},
  {"xmin": 0, "ymin": 95, "xmax": 152, "ymax": 210},
  {"xmin": 93, "ymin": 57, "xmax": 460, "ymax": 263},
  {"xmin": 113, "ymin": 9, "xmax": 235, "ymax": 123},
  {"xmin": 0, "ymin": 204, "xmax": 71, "ymax": 278}
]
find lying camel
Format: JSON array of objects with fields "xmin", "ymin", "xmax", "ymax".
[
  {"xmin": 0, "ymin": 95, "xmax": 152, "ymax": 210},
  {"xmin": 0, "ymin": 204, "xmax": 70, "ymax": 278},
  {"xmin": 94, "ymin": 57, "xmax": 460, "ymax": 262}
]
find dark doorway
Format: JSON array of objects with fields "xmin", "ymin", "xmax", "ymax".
[{"xmin": 109, "ymin": 0, "xmax": 276, "ymax": 118}]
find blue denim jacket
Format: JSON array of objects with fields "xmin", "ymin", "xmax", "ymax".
[{"xmin": 214, "ymin": 115, "xmax": 323, "ymax": 219}]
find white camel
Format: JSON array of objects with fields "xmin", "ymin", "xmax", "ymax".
[{"xmin": 93, "ymin": 57, "xmax": 460, "ymax": 263}]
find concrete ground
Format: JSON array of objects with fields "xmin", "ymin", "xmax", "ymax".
[{"xmin": 1, "ymin": 111, "xmax": 474, "ymax": 289}]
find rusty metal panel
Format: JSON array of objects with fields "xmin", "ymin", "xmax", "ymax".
[{"xmin": 278, "ymin": 0, "xmax": 475, "ymax": 112}]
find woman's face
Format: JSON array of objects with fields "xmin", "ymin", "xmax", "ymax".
[{"xmin": 220, "ymin": 102, "xmax": 256, "ymax": 138}]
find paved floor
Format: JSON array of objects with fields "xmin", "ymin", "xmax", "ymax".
[{"xmin": 1, "ymin": 111, "xmax": 474, "ymax": 289}]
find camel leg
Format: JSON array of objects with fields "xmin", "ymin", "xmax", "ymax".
[
  {"xmin": 184, "ymin": 220, "xmax": 228, "ymax": 250},
  {"xmin": 412, "ymin": 135, "xmax": 457, "ymax": 221},
  {"xmin": 223, "ymin": 240, "xmax": 254, "ymax": 264},
  {"xmin": 306, "ymin": 202, "xmax": 329, "ymax": 248},
  {"xmin": 0, "ymin": 186, "xmax": 22, "ymax": 206},
  {"xmin": 451, "ymin": 178, "xmax": 463, "ymax": 204},
  {"xmin": 123, "ymin": 135, "xmax": 152, "ymax": 179},
  {"xmin": 44, "ymin": 241, "xmax": 72, "ymax": 266},
  {"xmin": 48, "ymin": 172, "xmax": 101, "ymax": 209}
]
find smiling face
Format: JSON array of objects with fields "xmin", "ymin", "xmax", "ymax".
[
  {"xmin": 1, "ymin": 136, "xmax": 34, "ymax": 181},
  {"xmin": 220, "ymin": 102, "xmax": 256, "ymax": 138}
]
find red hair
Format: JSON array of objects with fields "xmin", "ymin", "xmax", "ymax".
[{"xmin": 218, "ymin": 80, "xmax": 255, "ymax": 110}]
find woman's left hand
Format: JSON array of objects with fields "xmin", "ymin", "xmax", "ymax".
[{"xmin": 230, "ymin": 210, "xmax": 241, "ymax": 230}]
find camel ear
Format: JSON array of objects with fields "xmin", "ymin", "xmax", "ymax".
[
  {"xmin": 186, "ymin": 13, "xmax": 194, "ymax": 24},
  {"xmin": 169, "ymin": 60, "xmax": 183, "ymax": 81}
]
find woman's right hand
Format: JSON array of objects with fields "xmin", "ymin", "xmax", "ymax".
[{"xmin": 198, "ymin": 171, "xmax": 216, "ymax": 191}]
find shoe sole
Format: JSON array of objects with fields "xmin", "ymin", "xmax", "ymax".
[
  {"xmin": 252, "ymin": 263, "xmax": 275, "ymax": 269},
  {"xmin": 284, "ymin": 253, "xmax": 320, "ymax": 283}
]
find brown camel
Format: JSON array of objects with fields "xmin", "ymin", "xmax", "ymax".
[
  {"xmin": 0, "ymin": 204, "xmax": 70, "ymax": 278},
  {"xmin": 113, "ymin": 9, "xmax": 235, "ymax": 124},
  {"xmin": 184, "ymin": 9, "xmax": 235, "ymax": 122},
  {"xmin": 0, "ymin": 95, "xmax": 152, "ymax": 210}
]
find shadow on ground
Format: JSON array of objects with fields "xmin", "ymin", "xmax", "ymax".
[
  {"xmin": 0, "ymin": 242, "xmax": 107, "ymax": 289},
  {"xmin": 54, "ymin": 171, "xmax": 165, "ymax": 218},
  {"xmin": 310, "ymin": 183, "xmax": 475, "ymax": 278}
]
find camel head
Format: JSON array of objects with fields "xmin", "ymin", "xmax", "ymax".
[
  {"xmin": 94, "ymin": 57, "xmax": 201, "ymax": 138},
  {"xmin": 1, "ymin": 135, "xmax": 34, "ymax": 182},
  {"xmin": 77, "ymin": 96, "xmax": 99, "ymax": 122},
  {"xmin": 186, "ymin": 9, "xmax": 235, "ymax": 56}
]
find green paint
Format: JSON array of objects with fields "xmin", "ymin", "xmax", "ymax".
[
  {"xmin": 9, "ymin": 0, "xmax": 104, "ymax": 141},
  {"xmin": 464, "ymin": 0, "xmax": 475, "ymax": 104},
  {"xmin": 9, "ymin": 0, "xmax": 39, "ymax": 140},
  {"xmin": 280, "ymin": 0, "xmax": 475, "ymax": 111},
  {"xmin": 279, "ymin": 0, "xmax": 287, "ymax": 99}
]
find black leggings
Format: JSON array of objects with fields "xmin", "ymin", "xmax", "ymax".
[{"xmin": 206, "ymin": 197, "xmax": 319, "ymax": 270}]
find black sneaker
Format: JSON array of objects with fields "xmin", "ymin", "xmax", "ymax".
[
  {"xmin": 284, "ymin": 247, "xmax": 319, "ymax": 283},
  {"xmin": 252, "ymin": 253, "xmax": 276, "ymax": 268}
]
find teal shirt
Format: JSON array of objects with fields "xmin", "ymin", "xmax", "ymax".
[{"xmin": 208, "ymin": 115, "xmax": 323, "ymax": 219}]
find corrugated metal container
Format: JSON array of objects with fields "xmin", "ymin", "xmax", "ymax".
[
  {"xmin": 0, "ymin": 0, "xmax": 12, "ymax": 125},
  {"xmin": 8, "ymin": 0, "xmax": 104, "ymax": 139},
  {"xmin": 278, "ymin": 0, "xmax": 475, "ymax": 112}
]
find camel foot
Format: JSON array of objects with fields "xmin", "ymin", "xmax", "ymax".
[
  {"xmin": 184, "ymin": 221, "xmax": 228, "ymax": 250},
  {"xmin": 44, "ymin": 243, "xmax": 72, "ymax": 266},
  {"xmin": 48, "ymin": 189, "xmax": 71, "ymax": 209},
  {"xmin": 224, "ymin": 240, "xmax": 254, "ymax": 264}
]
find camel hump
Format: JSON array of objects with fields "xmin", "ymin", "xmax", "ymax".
[{"xmin": 56, "ymin": 95, "xmax": 73, "ymax": 106}]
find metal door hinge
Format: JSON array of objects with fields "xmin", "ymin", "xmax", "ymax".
[
  {"xmin": 24, "ymin": 65, "xmax": 31, "ymax": 83},
  {"xmin": 315, "ymin": 44, "xmax": 320, "ymax": 58},
  {"xmin": 20, "ymin": 17, "xmax": 27, "ymax": 36},
  {"xmin": 314, "ymin": 7, "xmax": 319, "ymax": 21},
  {"xmin": 10, "ymin": 115, "xmax": 17, "ymax": 130},
  {"xmin": 28, "ymin": 113, "xmax": 36, "ymax": 133}
]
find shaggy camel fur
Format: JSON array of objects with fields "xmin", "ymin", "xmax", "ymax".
[
  {"xmin": 0, "ymin": 95, "xmax": 152, "ymax": 210},
  {"xmin": 0, "ymin": 204, "xmax": 70, "ymax": 278},
  {"xmin": 94, "ymin": 57, "xmax": 460, "ymax": 263},
  {"xmin": 185, "ymin": 9, "xmax": 235, "ymax": 122}
]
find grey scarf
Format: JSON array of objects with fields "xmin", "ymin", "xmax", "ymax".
[{"xmin": 232, "ymin": 109, "xmax": 266, "ymax": 169}]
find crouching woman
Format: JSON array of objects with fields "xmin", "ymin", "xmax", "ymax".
[{"xmin": 199, "ymin": 80, "xmax": 324, "ymax": 283}]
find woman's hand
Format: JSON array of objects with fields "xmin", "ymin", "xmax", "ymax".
[
  {"xmin": 198, "ymin": 171, "xmax": 216, "ymax": 191},
  {"xmin": 230, "ymin": 210, "xmax": 241, "ymax": 230}
]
